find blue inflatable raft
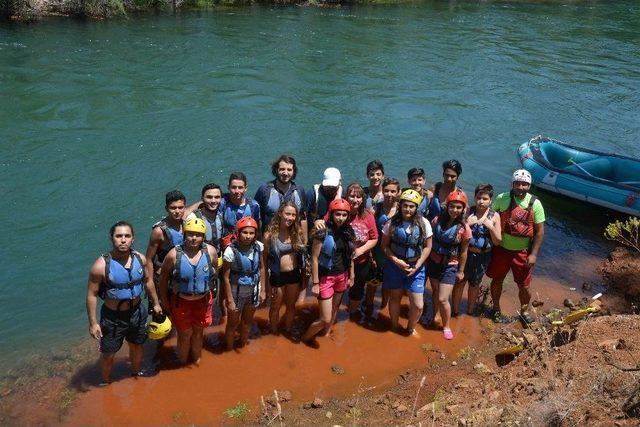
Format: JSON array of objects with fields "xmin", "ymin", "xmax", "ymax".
[{"xmin": 518, "ymin": 135, "xmax": 640, "ymax": 216}]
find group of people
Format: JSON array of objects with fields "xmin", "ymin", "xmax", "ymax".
[{"xmin": 86, "ymin": 155, "xmax": 545, "ymax": 384}]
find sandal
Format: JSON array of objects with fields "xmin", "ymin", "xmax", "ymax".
[
  {"xmin": 443, "ymin": 328, "xmax": 454, "ymax": 340},
  {"xmin": 519, "ymin": 311, "xmax": 535, "ymax": 325},
  {"xmin": 492, "ymin": 310, "xmax": 513, "ymax": 324}
]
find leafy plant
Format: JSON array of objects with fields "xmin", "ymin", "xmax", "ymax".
[
  {"xmin": 604, "ymin": 217, "xmax": 640, "ymax": 253},
  {"xmin": 225, "ymin": 401, "xmax": 250, "ymax": 420}
]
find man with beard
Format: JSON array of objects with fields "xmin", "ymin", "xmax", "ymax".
[{"xmin": 486, "ymin": 169, "xmax": 545, "ymax": 324}]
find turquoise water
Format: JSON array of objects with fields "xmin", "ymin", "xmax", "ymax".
[{"xmin": 1, "ymin": 1, "xmax": 639, "ymax": 374}]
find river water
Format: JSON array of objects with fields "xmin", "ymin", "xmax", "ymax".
[{"xmin": 1, "ymin": 1, "xmax": 639, "ymax": 377}]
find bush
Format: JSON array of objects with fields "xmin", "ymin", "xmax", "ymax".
[{"xmin": 604, "ymin": 217, "xmax": 640, "ymax": 253}]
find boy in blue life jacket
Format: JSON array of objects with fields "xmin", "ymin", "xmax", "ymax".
[{"xmin": 86, "ymin": 221, "xmax": 162, "ymax": 385}]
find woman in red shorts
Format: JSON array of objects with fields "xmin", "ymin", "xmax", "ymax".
[
  {"xmin": 159, "ymin": 217, "xmax": 218, "ymax": 365},
  {"xmin": 302, "ymin": 199, "xmax": 355, "ymax": 346}
]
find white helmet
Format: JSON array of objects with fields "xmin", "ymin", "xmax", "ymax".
[{"xmin": 512, "ymin": 169, "xmax": 532, "ymax": 184}]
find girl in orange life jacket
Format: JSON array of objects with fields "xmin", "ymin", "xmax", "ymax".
[
  {"xmin": 262, "ymin": 201, "xmax": 306, "ymax": 336},
  {"xmin": 380, "ymin": 189, "xmax": 433, "ymax": 334},
  {"xmin": 159, "ymin": 218, "xmax": 218, "ymax": 365},
  {"xmin": 302, "ymin": 199, "xmax": 355, "ymax": 347},
  {"xmin": 345, "ymin": 183, "xmax": 379, "ymax": 319},
  {"xmin": 426, "ymin": 192, "xmax": 471, "ymax": 340},
  {"xmin": 452, "ymin": 184, "xmax": 502, "ymax": 316},
  {"xmin": 222, "ymin": 217, "xmax": 266, "ymax": 350}
]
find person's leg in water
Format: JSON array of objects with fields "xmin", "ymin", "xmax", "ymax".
[
  {"xmin": 190, "ymin": 326, "xmax": 204, "ymax": 365},
  {"xmin": 282, "ymin": 283, "xmax": 299, "ymax": 334},
  {"xmin": 239, "ymin": 304, "xmax": 257, "ymax": 347},
  {"xmin": 388, "ymin": 289, "xmax": 403, "ymax": 331},
  {"xmin": 430, "ymin": 277, "xmax": 441, "ymax": 325},
  {"xmin": 176, "ymin": 327, "xmax": 193, "ymax": 364},
  {"xmin": 466, "ymin": 282, "xmax": 480, "ymax": 315},
  {"xmin": 128, "ymin": 343, "xmax": 143, "ymax": 374},
  {"xmin": 364, "ymin": 283, "xmax": 378, "ymax": 318},
  {"xmin": 269, "ymin": 286, "xmax": 284, "ymax": 334},
  {"xmin": 224, "ymin": 306, "xmax": 239, "ymax": 350},
  {"xmin": 406, "ymin": 292, "xmax": 424, "ymax": 334},
  {"xmin": 324, "ymin": 291, "xmax": 344, "ymax": 334},
  {"xmin": 452, "ymin": 279, "xmax": 467, "ymax": 316},
  {"xmin": 302, "ymin": 297, "xmax": 333, "ymax": 342},
  {"xmin": 100, "ymin": 353, "xmax": 115, "ymax": 384},
  {"xmin": 490, "ymin": 277, "xmax": 504, "ymax": 313}
]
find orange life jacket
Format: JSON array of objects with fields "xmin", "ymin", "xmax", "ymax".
[{"xmin": 500, "ymin": 193, "xmax": 537, "ymax": 238}]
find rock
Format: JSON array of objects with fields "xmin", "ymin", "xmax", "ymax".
[
  {"xmin": 455, "ymin": 379, "xmax": 479, "ymax": 390},
  {"xmin": 474, "ymin": 363, "xmax": 492, "ymax": 374},
  {"xmin": 331, "ymin": 365, "xmax": 345, "ymax": 375},
  {"xmin": 417, "ymin": 402, "xmax": 435, "ymax": 416},
  {"xmin": 325, "ymin": 411, "xmax": 332, "ymax": 419},
  {"xmin": 563, "ymin": 298, "xmax": 576, "ymax": 309},
  {"xmin": 451, "ymin": 361, "xmax": 458, "ymax": 366},
  {"xmin": 446, "ymin": 404, "xmax": 460, "ymax": 415},
  {"xmin": 440, "ymin": 353, "xmax": 446, "ymax": 360},
  {"xmin": 391, "ymin": 400, "xmax": 400, "ymax": 409},
  {"xmin": 278, "ymin": 390, "xmax": 292, "ymax": 402},
  {"xmin": 396, "ymin": 404, "xmax": 408, "ymax": 413},
  {"xmin": 488, "ymin": 390, "xmax": 501, "ymax": 401},
  {"xmin": 302, "ymin": 403, "xmax": 311, "ymax": 409},
  {"xmin": 582, "ymin": 282, "xmax": 593, "ymax": 291},
  {"xmin": 522, "ymin": 331, "xmax": 539, "ymax": 347},
  {"xmin": 598, "ymin": 338, "xmax": 621, "ymax": 350},
  {"xmin": 311, "ymin": 398, "xmax": 323, "ymax": 408},
  {"xmin": 531, "ymin": 299, "xmax": 544, "ymax": 308}
]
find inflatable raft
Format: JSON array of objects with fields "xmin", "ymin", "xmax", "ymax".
[{"xmin": 518, "ymin": 135, "xmax": 640, "ymax": 216}]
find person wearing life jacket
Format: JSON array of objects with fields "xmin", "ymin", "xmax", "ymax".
[
  {"xmin": 345, "ymin": 183, "xmax": 379, "ymax": 320},
  {"xmin": 159, "ymin": 218, "xmax": 218, "ymax": 365},
  {"xmin": 406, "ymin": 167, "xmax": 433, "ymax": 219},
  {"xmin": 254, "ymin": 154, "xmax": 308, "ymax": 242},
  {"xmin": 218, "ymin": 172, "xmax": 261, "ymax": 239},
  {"xmin": 222, "ymin": 217, "xmax": 266, "ymax": 350},
  {"xmin": 364, "ymin": 160, "xmax": 385, "ymax": 210},
  {"xmin": 86, "ymin": 221, "xmax": 162, "ymax": 385},
  {"xmin": 371, "ymin": 177, "xmax": 401, "ymax": 316},
  {"xmin": 486, "ymin": 169, "xmax": 545, "ymax": 325},
  {"xmin": 302, "ymin": 198, "xmax": 355, "ymax": 347},
  {"xmin": 184, "ymin": 183, "xmax": 224, "ymax": 253},
  {"xmin": 380, "ymin": 189, "xmax": 433, "ymax": 335},
  {"xmin": 427, "ymin": 160, "xmax": 465, "ymax": 221},
  {"xmin": 426, "ymin": 192, "xmax": 472, "ymax": 340},
  {"xmin": 145, "ymin": 190, "xmax": 186, "ymax": 288},
  {"xmin": 452, "ymin": 184, "xmax": 502, "ymax": 316},
  {"xmin": 262, "ymin": 201, "xmax": 306, "ymax": 336},
  {"xmin": 306, "ymin": 167, "xmax": 343, "ymax": 230}
]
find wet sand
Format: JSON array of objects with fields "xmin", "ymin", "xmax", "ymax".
[{"xmin": 61, "ymin": 253, "xmax": 603, "ymax": 426}]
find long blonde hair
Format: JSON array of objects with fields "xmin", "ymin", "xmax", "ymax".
[{"xmin": 266, "ymin": 201, "xmax": 305, "ymax": 251}]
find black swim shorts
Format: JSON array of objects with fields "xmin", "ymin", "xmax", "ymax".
[{"xmin": 99, "ymin": 303, "xmax": 148, "ymax": 354}]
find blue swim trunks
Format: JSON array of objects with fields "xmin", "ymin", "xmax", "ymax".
[{"xmin": 383, "ymin": 261, "xmax": 425, "ymax": 293}]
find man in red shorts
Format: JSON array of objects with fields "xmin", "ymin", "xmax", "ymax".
[
  {"xmin": 159, "ymin": 218, "xmax": 218, "ymax": 365},
  {"xmin": 487, "ymin": 169, "xmax": 545, "ymax": 324}
]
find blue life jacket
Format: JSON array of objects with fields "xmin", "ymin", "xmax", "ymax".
[
  {"xmin": 230, "ymin": 241, "xmax": 261, "ymax": 289},
  {"xmin": 152, "ymin": 218, "xmax": 184, "ymax": 268},
  {"xmin": 220, "ymin": 196, "xmax": 256, "ymax": 237},
  {"xmin": 261, "ymin": 181, "xmax": 304, "ymax": 227},
  {"xmin": 469, "ymin": 207, "xmax": 495, "ymax": 251},
  {"xmin": 318, "ymin": 228, "xmax": 354, "ymax": 273},
  {"xmin": 427, "ymin": 183, "xmax": 464, "ymax": 221},
  {"xmin": 193, "ymin": 209, "xmax": 222, "ymax": 252},
  {"xmin": 390, "ymin": 222, "xmax": 424, "ymax": 262},
  {"xmin": 100, "ymin": 252, "xmax": 145, "ymax": 300},
  {"xmin": 374, "ymin": 201, "xmax": 391, "ymax": 233},
  {"xmin": 171, "ymin": 245, "xmax": 215, "ymax": 295},
  {"xmin": 311, "ymin": 184, "xmax": 330, "ymax": 221},
  {"xmin": 433, "ymin": 220, "xmax": 463, "ymax": 258}
]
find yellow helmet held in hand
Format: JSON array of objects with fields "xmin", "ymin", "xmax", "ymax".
[
  {"xmin": 147, "ymin": 314, "xmax": 172, "ymax": 340},
  {"xmin": 183, "ymin": 217, "xmax": 206, "ymax": 235},
  {"xmin": 400, "ymin": 189, "xmax": 423, "ymax": 206}
]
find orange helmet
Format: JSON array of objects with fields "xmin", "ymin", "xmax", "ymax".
[
  {"xmin": 329, "ymin": 198, "xmax": 352, "ymax": 214},
  {"xmin": 445, "ymin": 190, "xmax": 468, "ymax": 208},
  {"xmin": 236, "ymin": 217, "xmax": 258, "ymax": 233}
]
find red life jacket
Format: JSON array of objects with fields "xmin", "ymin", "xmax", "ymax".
[{"xmin": 500, "ymin": 193, "xmax": 537, "ymax": 238}]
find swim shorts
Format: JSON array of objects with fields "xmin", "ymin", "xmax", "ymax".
[
  {"xmin": 464, "ymin": 251, "xmax": 492, "ymax": 285},
  {"xmin": 486, "ymin": 245, "xmax": 532, "ymax": 288},
  {"xmin": 170, "ymin": 291, "xmax": 214, "ymax": 331},
  {"xmin": 319, "ymin": 271, "xmax": 349, "ymax": 300},
  {"xmin": 348, "ymin": 258, "xmax": 373, "ymax": 301},
  {"xmin": 426, "ymin": 260, "xmax": 458, "ymax": 285},
  {"xmin": 231, "ymin": 285, "xmax": 260, "ymax": 312},
  {"xmin": 382, "ymin": 261, "xmax": 426, "ymax": 293},
  {"xmin": 269, "ymin": 269, "xmax": 302, "ymax": 287},
  {"xmin": 99, "ymin": 303, "xmax": 147, "ymax": 354}
]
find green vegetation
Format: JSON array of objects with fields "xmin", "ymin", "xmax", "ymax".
[
  {"xmin": 225, "ymin": 401, "xmax": 250, "ymax": 420},
  {"xmin": 605, "ymin": 217, "xmax": 640, "ymax": 253}
]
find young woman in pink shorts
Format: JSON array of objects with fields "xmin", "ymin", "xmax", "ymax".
[{"xmin": 302, "ymin": 199, "xmax": 355, "ymax": 346}]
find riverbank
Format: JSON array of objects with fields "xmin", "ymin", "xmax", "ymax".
[{"xmin": 2, "ymin": 248, "xmax": 635, "ymax": 426}]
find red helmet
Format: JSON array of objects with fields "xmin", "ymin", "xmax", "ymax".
[
  {"xmin": 445, "ymin": 190, "xmax": 468, "ymax": 208},
  {"xmin": 329, "ymin": 198, "xmax": 352, "ymax": 214},
  {"xmin": 236, "ymin": 217, "xmax": 258, "ymax": 233}
]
